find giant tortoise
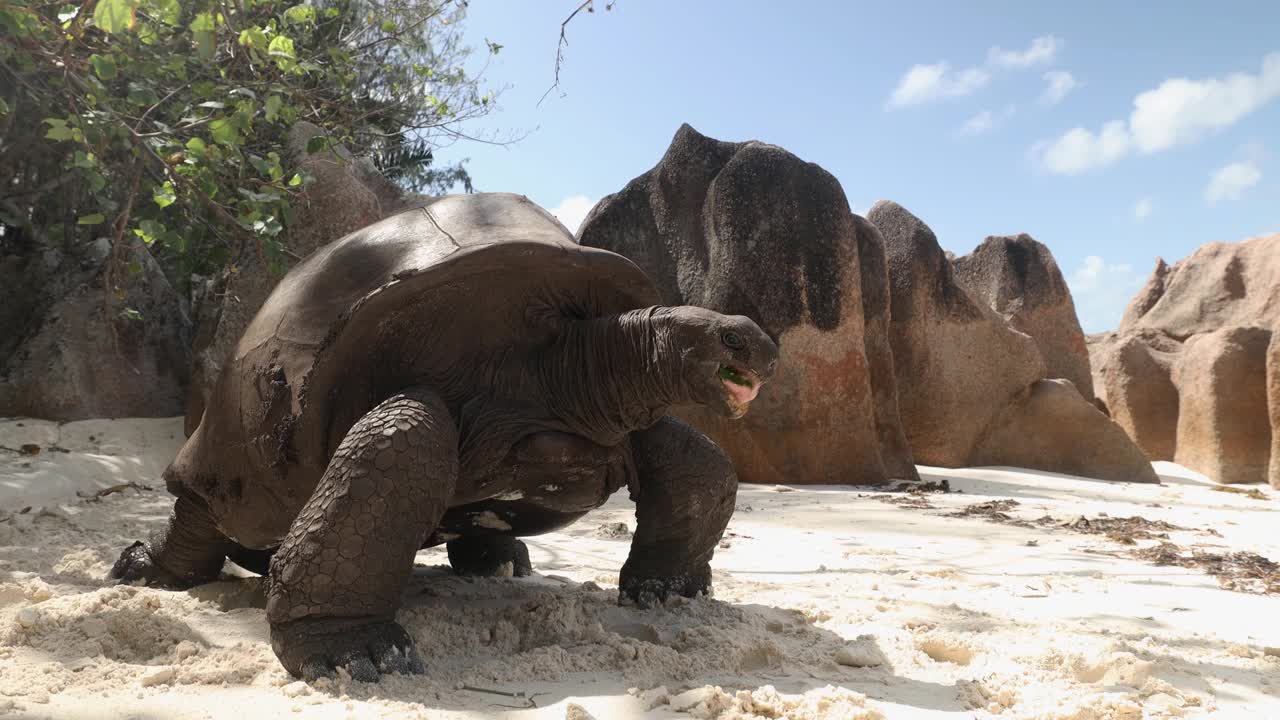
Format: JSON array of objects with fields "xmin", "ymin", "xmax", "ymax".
[{"xmin": 112, "ymin": 193, "xmax": 778, "ymax": 681}]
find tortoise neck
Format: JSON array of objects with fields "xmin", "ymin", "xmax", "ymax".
[{"xmin": 538, "ymin": 307, "xmax": 685, "ymax": 442}]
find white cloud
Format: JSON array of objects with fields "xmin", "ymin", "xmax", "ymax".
[
  {"xmin": 988, "ymin": 35, "xmax": 1062, "ymax": 69},
  {"xmin": 1035, "ymin": 120, "xmax": 1131, "ymax": 175},
  {"xmin": 1040, "ymin": 70, "xmax": 1079, "ymax": 105},
  {"xmin": 548, "ymin": 194, "xmax": 596, "ymax": 234},
  {"xmin": 1204, "ymin": 160, "xmax": 1262, "ymax": 205},
  {"xmin": 1068, "ymin": 255, "xmax": 1149, "ymax": 333},
  {"xmin": 958, "ymin": 110, "xmax": 996, "ymax": 136},
  {"xmin": 888, "ymin": 35, "xmax": 1068, "ymax": 109},
  {"xmin": 887, "ymin": 63, "xmax": 990, "ymax": 108},
  {"xmin": 956, "ymin": 105, "xmax": 1016, "ymax": 137},
  {"xmin": 1133, "ymin": 197, "xmax": 1153, "ymax": 221},
  {"xmin": 1035, "ymin": 53, "xmax": 1280, "ymax": 174}
]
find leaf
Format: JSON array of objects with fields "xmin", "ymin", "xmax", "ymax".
[
  {"xmin": 189, "ymin": 11, "xmax": 215, "ymax": 32},
  {"xmin": 381, "ymin": 20, "xmax": 397, "ymax": 33},
  {"xmin": 288, "ymin": 173, "xmax": 302, "ymax": 187},
  {"xmin": 126, "ymin": 260, "xmax": 143, "ymax": 274},
  {"xmin": 89, "ymin": 54, "xmax": 117, "ymax": 80},
  {"xmin": 209, "ymin": 118, "xmax": 239, "ymax": 145},
  {"xmin": 43, "ymin": 118, "xmax": 75, "ymax": 141},
  {"xmin": 238, "ymin": 187, "xmax": 281, "ymax": 203},
  {"xmin": 151, "ymin": 0, "xmax": 180, "ymax": 26},
  {"xmin": 238, "ymin": 26, "xmax": 268, "ymax": 50},
  {"xmin": 248, "ymin": 154, "xmax": 271, "ymax": 176},
  {"xmin": 197, "ymin": 101, "xmax": 226, "ymax": 109},
  {"xmin": 152, "ymin": 182, "xmax": 176, "ymax": 208},
  {"xmin": 0, "ymin": 97, "xmax": 8, "ymax": 115},
  {"xmin": 264, "ymin": 94, "xmax": 283, "ymax": 121},
  {"xmin": 305, "ymin": 135, "xmax": 328, "ymax": 154},
  {"xmin": 283, "ymin": 5, "xmax": 316, "ymax": 24},
  {"xmin": 190, "ymin": 12, "xmax": 216, "ymax": 60},
  {"xmin": 133, "ymin": 219, "xmax": 164, "ymax": 245},
  {"xmin": 57, "ymin": 7, "xmax": 80, "ymax": 23},
  {"xmin": 119, "ymin": 308, "xmax": 144, "ymax": 322},
  {"xmin": 93, "ymin": 0, "xmax": 138, "ymax": 34},
  {"xmin": 85, "ymin": 171, "xmax": 108, "ymax": 192},
  {"xmin": 268, "ymin": 35, "xmax": 296, "ymax": 71},
  {"xmin": 126, "ymin": 82, "xmax": 159, "ymax": 107},
  {"xmin": 185, "ymin": 137, "xmax": 207, "ymax": 157},
  {"xmin": 77, "ymin": 213, "xmax": 106, "ymax": 225}
]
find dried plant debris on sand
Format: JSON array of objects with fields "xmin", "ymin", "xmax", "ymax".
[
  {"xmin": 945, "ymin": 499, "xmax": 1029, "ymax": 525},
  {"xmin": 1057, "ymin": 514, "xmax": 1188, "ymax": 545},
  {"xmin": 1135, "ymin": 542, "xmax": 1280, "ymax": 595},
  {"xmin": 941, "ymin": 499, "xmax": 1277, "ymax": 595},
  {"xmin": 1210, "ymin": 485, "xmax": 1270, "ymax": 501},
  {"xmin": 869, "ymin": 479, "xmax": 952, "ymax": 508}
]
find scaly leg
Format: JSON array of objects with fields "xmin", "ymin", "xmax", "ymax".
[
  {"xmin": 620, "ymin": 416, "xmax": 737, "ymax": 607},
  {"xmin": 266, "ymin": 388, "xmax": 457, "ymax": 681},
  {"xmin": 111, "ymin": 495, "xmax": 233, "ymax": 588}
]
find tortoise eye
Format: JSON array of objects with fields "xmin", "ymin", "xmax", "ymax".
[{"xmin": 721, "ymin": 331, "xmax": 745, "ymax": 350}]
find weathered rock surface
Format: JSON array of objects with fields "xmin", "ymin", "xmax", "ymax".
[
  {"xmin": 1269, "ymin": 332, "xmax": 1280, "ymax": 488},
  {"xmin": 0, "ymin": 236, "xmax": 191, "ymax": 420},
  {"xmin": 185, "ymin": 122, "xmax": 430, "ymax": 433},
  {"xmin": 579, "ymin": 123, "xmax": 916, "ymax": 485},
  {"xmin": 1172, "ymin": 326, "xmax": 1273, "ymax": 485},
  {"xmin": 1087, "ymin": 330, "xmax": 1181, "ymax": 461},
  {"xmin": 1090, "ymin": 234, "xmax": 1280, "ymax": 484},
  {"xmin": 868, "ymin": 200, "xmax": 1156, "ymax": 483},
  {"xmin": 970, "ymin": 378, "xmax": 1157, "ymax": 482},
  {"xmin": 953, "ymin": 233, "xmax": 1094, "ymax": 400},
  {"xmin": 1120, "ymin": 235, "xmax": 1280, "ymax": 338}
]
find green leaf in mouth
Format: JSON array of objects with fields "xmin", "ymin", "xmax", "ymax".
[{"xmin": 718, "ymin": 365, "xmax": 753, "ymax": 388}]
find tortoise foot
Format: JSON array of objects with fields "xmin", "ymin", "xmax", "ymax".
[
  {"xmin": 447, "ymin": 536, "xmax": 532, "ymax": 578},
  {"xmin": 618, "ymin": 566, "xmax": 711, "ymax": 609},
  {"xmin": 271, "ymin": 617, "xmax": 425, "ymax": 682},
  {"xmin": 109, "ymin": 541, "xmax": 194, "ymax": 589}
]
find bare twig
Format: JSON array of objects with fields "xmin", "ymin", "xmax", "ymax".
[
  {"xmin": 460, "ymin": 685, "xmax": 545, "ymax": 709},
  {"xmin": 538, "ymin": 0, "xmax": 614, "ymax": 107},
  {"xmin": 77, "ymin": 482, "xmax": 152, "ymax": 501}
]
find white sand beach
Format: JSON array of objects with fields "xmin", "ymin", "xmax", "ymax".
[{"xmin": 1, "ymin": 416, "xmax": 1277, "ymax": 719}]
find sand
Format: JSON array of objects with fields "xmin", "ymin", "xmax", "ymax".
[{"xmin": 1, "ymin": 416, "xmax": 1277, "ymax": 719}]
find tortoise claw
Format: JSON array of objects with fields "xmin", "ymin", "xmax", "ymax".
[
  {"xmin": 272, "ymin": 617, "xmax": 425, "ymax": 682},
  {"xmin": 617, "ymin": 569, "xmax": 711, "ymax": 609},
  {"xmin": 109, "ymin": 541, "xmax": 191, "ymax": 589}
]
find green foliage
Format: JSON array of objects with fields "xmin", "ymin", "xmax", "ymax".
[{"xmin": 1, "ymin": 0, "xmax": 496, "ymax": 285}]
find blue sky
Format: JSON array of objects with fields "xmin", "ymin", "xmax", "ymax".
[{"xmin": 448, "ymin": 1, "xmax": 1280, "ymax": 332}]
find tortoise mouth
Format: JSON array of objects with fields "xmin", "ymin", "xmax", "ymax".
[{"xmin": 718, "ymin": 364, "xmax": 762, "ymax": 411}]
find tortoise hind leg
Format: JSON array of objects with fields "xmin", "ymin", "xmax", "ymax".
[
  {"xmin": 266, "ymin": 387, "xmax": 457, "ymax": 682},
  {"xmin": 431, "ymin": 500, "xmax": 591, "ymax": 578},
  {"xmin": 446, "ymin": 536, "xmax": 532, "ymax": 578},
  {"xmin": 111, "ymin": 496, "xmax": 233, "ymax": 588},
  {"xmin": 620, "ymin": 416, "xmax": 737, "ymax": 608}
]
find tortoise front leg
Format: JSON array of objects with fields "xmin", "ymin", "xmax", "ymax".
[
  {"xmin": 266, "ymin": 388, "xmax": 457, "ymax": 681},
  {"xmin": 620, "ymin": 416, "xmax": 737, "ymax": 608},
  {"xmin": 111, "ymin": 495, "xmax": 233, "ymax": 588}
]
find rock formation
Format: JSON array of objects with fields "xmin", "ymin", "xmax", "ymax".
[
  {"xmin": 578, "ymin": 124, "xmax": 916, "ymax": 485},
  {"xmin": 1089, "ymin": 234, "xmax": 1280, "ymax": 484},
  {"xmin": 868, "ymin": 200, "xmax": 1156, "ymax": 483},
  {"xmin": 953, "ymin": 233, "xmax": 1094, "ymax": 400},
  {"xmin": 1171, "ymin": 326, "xmax": 1272, "ymax": 485},
  {"xmin": 1268, "ymin": 332, "xmax": 1280, "ymax": 488},
  {"xmin": 0, "ymin": 235, "xmax": 191, "ymax": 420},
  {"xmin": 1087, "ymin": 330, "xmax": 1181, "ymax": 461}
]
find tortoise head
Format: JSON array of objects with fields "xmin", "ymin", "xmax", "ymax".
[{"xmin": 660, "ymin": 306, "xmax": 779, "ymax": 419}]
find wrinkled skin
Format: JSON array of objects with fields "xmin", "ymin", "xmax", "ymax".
[{"xmin": 113, "ymin": 305, "xmax": 777, "ymax": 682}]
